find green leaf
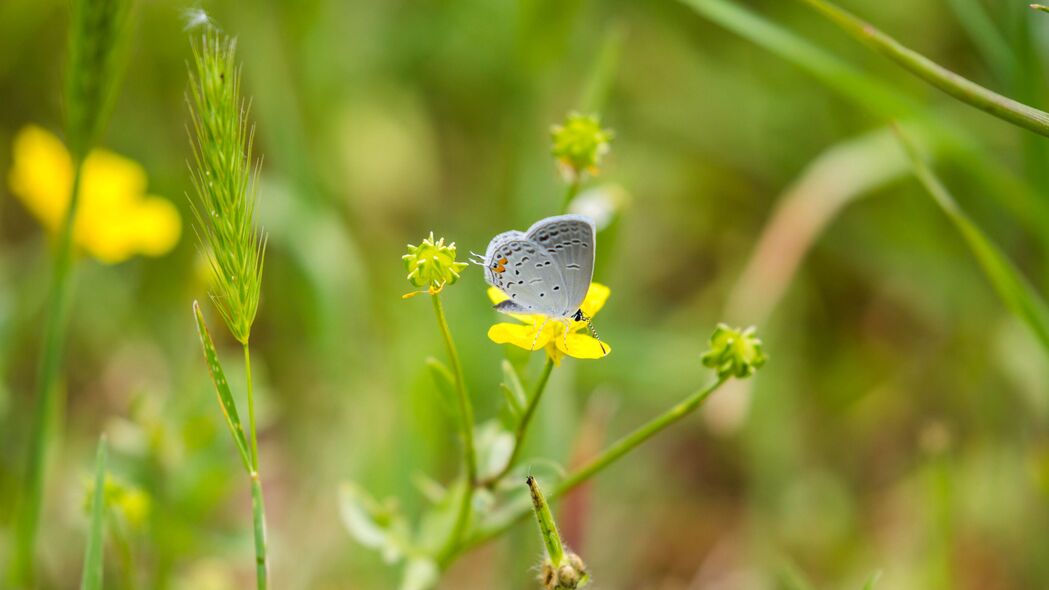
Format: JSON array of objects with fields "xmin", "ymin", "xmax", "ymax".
[
  {"xmin": 192, "ymin": 301, "xmax": 252, "ymax": 473},
  {"xmin": 337, "ymin": 482, "xmax": 412, "ymax": 564},
  {"xmin": 894, "ymin": 127, "xmax": 1049, "ymax": 357},
  {"xmin": 500, "ymin": 360, "xmax": 527, "ymax": 414},
  {"xmin": 80, "ymin": 436, "xmax": 108, "ymax": 590},
  {"xmin": 863, "ymin": 570, "xmax": 883, "ymax": 589},
  {"xmin": 425, "ymin": 356, "xmax": 457, "ymax": 416},
  {"xmin": 474, "ymin": 421, "xmax": 515, "ymax": 482}
]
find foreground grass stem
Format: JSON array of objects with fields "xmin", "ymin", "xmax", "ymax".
[{"xmin": 12, "ymin": 161, "xmax": 84, "ymax": 586}]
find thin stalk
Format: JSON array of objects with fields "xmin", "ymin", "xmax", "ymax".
[
  {"xmin": 463, "ymin": 377, "xmax": 728, "ymax": 551},
  {"xmin": 481, "ymin": 358, "xmax": 555, "ymax": 487},
  {"xmin": 243, "ymin": 342, "xmax": 268, "ymax": 589},
  {"xmin": 250, "ymin": 475, "xmax": 269, "ymax": 590},
  {"xmin": 795, "ymin": 0, "xmax": 1049, "ymax": 137},
  {"xmin": 432, "ymin": 293, "xmax": 477, "ymax": 560},
  {"xmin": 12, "ymin": 159, "xmax": 84, "ymax": 586},
  {"xmin": 561, "ymin": 179, "xmax": 581, "ymax": 214},
  {"xmin": 245, "ymin": 343, "xmax": 259, "ymax": 472}
]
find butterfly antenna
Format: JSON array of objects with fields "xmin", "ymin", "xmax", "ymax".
[
  {"xmin": 469, "ymin": 251, "xmax": 486, "ymax": 266},
  {"xmin": 583, "ymin": 314, "xmax": 608, "ymax": 355}
]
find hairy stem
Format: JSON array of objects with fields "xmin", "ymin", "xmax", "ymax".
[
  {"xmin": 481, "ymin": 358, "xmax": 555, "ymax": 487},
  {"xmin": 432, "ymin": 293, "xmax": 477, "ymax": 561},
  {"xmin": 11, "ymin": 159, "xmax": 84, "ymax": 586}
]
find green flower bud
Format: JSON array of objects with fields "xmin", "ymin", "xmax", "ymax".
[
  {"xmin": 701, "ymin": 323, "xmax": 767, "ymax": 379},
  {"xmin": 551, "ymin": 112, "xmax": 613, "ymax": 181},
  {"xmin": 402, "ymin": 232, "xmax": 468, "ymax": 292}
]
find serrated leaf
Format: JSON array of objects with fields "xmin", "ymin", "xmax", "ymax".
[
  {"xmin": 337, "ymin": 482, "xmax": 412, "ymax": 564},
  {"xmin": 500, "ymin": 359, "xmax": 527, "ymax": 413},
  {"xmin": 80, "ymin": 436, "xmax": 107, "ymax": 590},
  {"xmin": 425, "ymin": 357, "xmax": 457, "ymax": 416},
  {"xmin": 193, "ymin": 301, "xmax": 252, "ymax": 473}
]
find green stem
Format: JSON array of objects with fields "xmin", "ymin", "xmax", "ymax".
[
  {"xmin": 250, "ymin": 474, "xmax": 269, "ymax": 590},
  {"xmin": 432, "ymin": 293, "xmax": 477, "ymax": 561},
  {"xmin": 244, "ymin": 343, "xmax": 259, "ymax": 472},
  {"xmin": 11, "ymin": 159, "xmax": 84, "ymax": 587},
  {"xmin": 561, "ymin": 179, "xmax": 581, "ymax": 214},
  {"xmin": 480, "ymin": 358, "xmax": 555, "ymax": 487},
  {"xmin": 463, "ymin": 377, "xmax": 728, "ymax": 551},
  {"xmin": 526, "ymin": 476, "xmax": 565, "ymax": 566},
  {"xmin": 795, "ymin": 0, "xmax": 1049, "ymax": 137},
  {"xmin": 243, "ymin": 342, "xmax": 268, "ymax": 590}
]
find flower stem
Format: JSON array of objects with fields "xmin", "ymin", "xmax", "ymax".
[
  {"xmin": 11, "ymin": 158, "xmax": 84, "ymax": 587},
  {"xmin": 462, "ymin": 377, "xmax": 728, "ymax": 551},
  {"xmin": 795, "ymin": 0, "xmax": 1049, "ymax": 137},
  {"xmin": 480, "ymin": 358, "xmax": 555, "ymax": 487},
  {"xmin": 243, "ymin": 342, "xmax": 268, "ymax": 590},
  {"xmin": 432, "ymin": 293, "xmax": 477, "ymax": 560},
  {"xmin": 561, "ymin": 178, "xmax": 581, "ymax": 214}
]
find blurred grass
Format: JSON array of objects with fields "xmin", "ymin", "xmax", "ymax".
[{"xmin": 0, "ymin": 0, "xmax": 1048, "ymax": 588}]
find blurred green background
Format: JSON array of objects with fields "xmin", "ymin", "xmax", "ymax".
[{"xmin": 2, "ymin": 0, "xmax": 1049, "ymax": 588}]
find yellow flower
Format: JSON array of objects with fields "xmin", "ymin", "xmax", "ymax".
[
  {"xmin": 486, "ymin": 283, "xmax": 611, "ymax": 364},
  {"xmin": 7, "ymin": 125, "xmax": 181, "ymax": 264}
]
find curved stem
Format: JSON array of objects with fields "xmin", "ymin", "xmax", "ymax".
[
  {"xmin": 796, "ymin": 0, "xmax": 1049, "ymax": 137},
  {"xmin": 462, "ymin": 376, "xmax": 728, "ymax": 552},
  {"xmin": 480, "ymin": 358, "xmax": 555, "ymax": 487},
  {"xmin": 243, "ymin": 342, "xmax": 268, "ymax": 589},
  {"xmin": 11, "ymin": 159, "xmax": 84, "ymax": 586},
  {"xmin": 432, "ymin": 293, "xmax": 477, "ymax": 560}
]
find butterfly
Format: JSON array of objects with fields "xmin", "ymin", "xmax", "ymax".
[{"xmin": 472, "ymin": 214, "xmax": 606, "ymax": 353}]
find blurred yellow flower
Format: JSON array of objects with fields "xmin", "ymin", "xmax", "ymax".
[
  {"xmin": 487, "ymin": 283, "xmax": 611, "ymax": 364},
  {"xmin": 7, "ymin": 125, "xmax": 181, "ymax": 264}
]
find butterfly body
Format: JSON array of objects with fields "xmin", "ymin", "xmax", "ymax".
[{"xmin": 478, "ymin": 214, "xmax": 596, "ymax": 321}]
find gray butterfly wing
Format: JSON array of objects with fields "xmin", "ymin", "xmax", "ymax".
[
  {"xmin": 525, "ymin": 214, "xmax": 595, "ymax": 314},
  {"xmin": 483, "ymin": 233, "xmax": 569, "ymax": 317}
]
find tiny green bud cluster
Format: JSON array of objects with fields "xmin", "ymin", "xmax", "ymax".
[
  {"xmin": 551, "ymin": 112, "xmax": 613, "ymax": 180},
  {"xmin": 539, "ymin": 552, "xmax": 589, "ymax": 590},
  {"xmin": 402, "ymin": 232, "xmax": 468, "ymax": 291},
  {"xmin": 701, "ymin": 324, "xmax": 767, "ymax": 379}
]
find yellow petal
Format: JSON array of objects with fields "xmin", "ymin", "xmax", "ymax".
[
  {"xmin": 8, "ymin": 125, "xmax": 73, "ymax": 229},
  {"xmin": 129, "ymin": 197, "xmax": 182, "ymax": 256},
  {"xmin": 556, "ymin": 332, "xmax": 611, "ymax": 360},
  {"xmin": 487, "ymin": 286, "xmax": 508, "ymax": 304},
  {"xmin": 579, "ymin": 282, "xmax": 610, "ymax": 318},
  {"xmin": 487, "ymin": 322, "xmax": 553, "ymax": 352},
  {"xmin": 485, "ymin": 286, "xmax": 546, "ymax": 324}
]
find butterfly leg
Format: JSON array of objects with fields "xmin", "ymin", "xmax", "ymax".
[{"xmin": 531, "ymin": 317, "xmax": 550, "ymax": 351}]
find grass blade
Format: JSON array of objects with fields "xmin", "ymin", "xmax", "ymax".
[
  {"xmin": 893, "ymin": 126, "xmax": 1049, "ymax": 356},
  {"xmin": 193, "ymin": 300, "xmax": 253, "ymax": 473},
  {"xmin": 796, "ymin": 0, "xmax": 1049, "ymax": 137},
  {"xmin": 80, "ymin": 435, "xmax": 108, "ymax": 590}
]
